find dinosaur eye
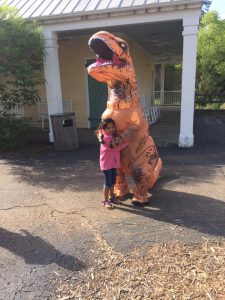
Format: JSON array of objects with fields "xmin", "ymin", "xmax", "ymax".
[{"xmin": 119, "ymin": 42, "xmax": 128, "ymax": 51}]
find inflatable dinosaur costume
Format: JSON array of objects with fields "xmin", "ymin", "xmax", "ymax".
[{"xmin": 87, "ymin": 31, "xmax": 162, "ymax": 204}]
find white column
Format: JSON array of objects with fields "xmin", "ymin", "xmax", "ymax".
[
  {"xmin": 43, "ymin": 31, "xmax": 63, "ymax": 142},
  {"xmin": 160, "ymin": 63, "xmax": 165, "ymax": 105},
  {"xmin": 179, "ymin": 18, "xmax": 199, "ymax": 147},
  {"xmin": 151, "ymin": 67, "xmax": 155, "ymax": 105}
]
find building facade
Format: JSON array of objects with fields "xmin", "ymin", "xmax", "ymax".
[{"xmin": 5, "ymin": 0, "xmax": 202, "ymax": 146}]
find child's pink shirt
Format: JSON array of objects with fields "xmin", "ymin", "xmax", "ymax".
[{"xmin": 99, "ymin": 130, "xmax": 129, "ymax": 171}]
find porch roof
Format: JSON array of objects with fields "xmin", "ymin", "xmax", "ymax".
[{"xmin": 3, "ymin": 0, "xmax": 202, "ymax": 21}]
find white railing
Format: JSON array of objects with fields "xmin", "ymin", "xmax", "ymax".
[
  {"xmin": 10, "ymin": 105, "xmax": 24, "ymax": 116},
  {"xmin": 143, "ymin": 106, "xmax": 161, "ymax": 125},
  {"xmin": 153, "ymin": 90, "xmax": 181, "ymax": 105},
  {"xmin": 39, "ymin": 100, "xmax": 72, "ymax": 115},
  {"xmin": 0, "ymin": 103, "xmax": 24, "ymax": 117},
  {"xmin": 141, "ymin": 94, "xmax": 160, "ymax": 125},
  {"xmin": 39, "ymin": 100, "xmax": 73, "ymax": 129}
]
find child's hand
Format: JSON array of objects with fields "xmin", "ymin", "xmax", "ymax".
[
  {"xmin": 111, "ymin": 136, "xmax": 124, "ymax": 148},
  {"xmin": 111, "ymin": 138, "xmax": 117, "ymax": 148},
  {"xmin": 116, "ymin": 137, "xmax": 123, "ymax": 145},
  {"xmin": 121, "ymin": 127, "xmax": 138, "ymax": 142},
  {"xmin": 112, "ymin": 137, "xmax": 121, "ymax": 147}
]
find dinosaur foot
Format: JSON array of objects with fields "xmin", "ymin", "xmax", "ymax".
[
  {"xmin": 114, "ymin": 189, "xmax": 133, "ymax": 201},
  {"xmin": 118, "ymin": 193, "xmax": 134, "ymax": 201},
  {"xmin": 131, "ymin": 194, "xmax": 151, "ymax": 206},
  {"xmin": 131, "ymin": 199, "xmax": 149, "ymax": 206}
]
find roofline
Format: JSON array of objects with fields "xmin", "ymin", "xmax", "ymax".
[{"xmin": 27, "ymin": 0, "xmax": 202, "ymax": 25}]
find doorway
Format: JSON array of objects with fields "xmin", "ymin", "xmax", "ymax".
[{"xmin": 87, "ymin": 59, "xmax": 108, "ymax": 128}]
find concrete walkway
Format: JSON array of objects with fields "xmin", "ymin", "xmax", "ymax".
[
  {"xmin": 77, "ymin": 107, "xmax": 225, "ymax": 147},
  {"xmin": 76, "ymin": 106, "xmax": 182, "ymax": 147}
]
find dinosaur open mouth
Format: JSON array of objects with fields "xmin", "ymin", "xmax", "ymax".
[
  {"xmin": 88, "ymin": 37, "xmax": 126, "ymax": 69},
  {"xmin": 89, "ymin": 38, "xmax": 114, "ymax": 62}
]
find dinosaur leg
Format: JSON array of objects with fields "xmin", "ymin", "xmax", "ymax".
[
  {"xmin": 130, "ymin": 166, "xmax": 149, "ymax": 204},
  {"xmin": 131, "ymin": 157, "xmax": 162, "ymax": 204},
  {"xmin": 151, "ymin": 157, "xmax": 163, "ymax": 188},
  {"xmin": 132, "ymin": 186, "xmax": 149, "ymax": 203},
  {"xmin": 114, "ymin": 168, "xmax": 130, "ymax": 199}
]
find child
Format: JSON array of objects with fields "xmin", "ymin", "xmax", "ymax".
[{"xmin": 96, "ymin": 118, "xmax": 129, "ymax": 209}]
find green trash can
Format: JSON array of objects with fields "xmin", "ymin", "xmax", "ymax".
[{"xmin": 50, "ymin": 112, "xmax": 79, "ymax": 151}]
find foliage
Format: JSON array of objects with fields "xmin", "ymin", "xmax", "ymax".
[
  {"xmin": 0, "ymin": 5, "xmax": 45, "ymax": 150},
  {"xmin": 201, "ymin": 0, "xmax": 211, "ymax": 15},
  {"xmin": 196, "ymin": 11, "xmax": 225, "ymax": 97},
  {"xmin": 0, "ymin": 115, "xmax": 30, "ymax": 150},
  {"xmin": 0, "ymin": 4, "xmax": 45, "ymax": 113},
  {"xmin": 165, "ymin": 64, "xmax": 182, "ymax": 91},
  {"xmin": 195, "ymin": 102, "xmax": 225, "ymax": 110}
]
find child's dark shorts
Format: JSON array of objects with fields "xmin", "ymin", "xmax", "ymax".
[{"xmin": 103, "ymin": 168, "xmax": 117, "ymax": 188}]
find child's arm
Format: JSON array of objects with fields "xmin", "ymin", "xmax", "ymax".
[
  {"xmin": 111, "ymin": 127, "xmax": 138, "ymax": 149},
  {"xmin": 101, "ymin": 126, "xmax": 138, "ymax": 150},
  {"xmin": 101, "ymin": 136, "xmax": 128, "ymax": 151},
  {"xmin": 116, "ymin": 140, "xmax": 129, "ymax": 150},
  {"xmin": 112, "ymin": 136, "xmax": 129, "ymax": 150}
]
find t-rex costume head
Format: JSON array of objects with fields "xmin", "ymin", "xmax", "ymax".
[{"xmin": 87, "ymin": 31, "xmax": 162, "ymax": 204}]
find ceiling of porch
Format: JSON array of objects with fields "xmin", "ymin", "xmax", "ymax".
[
  {"xmin": 58, "ymin": 20, "xmax": 183, "ymax": 63},
  {"xmin": 5, "ymin": 0, "xmax": 200, "ymax": 63}
]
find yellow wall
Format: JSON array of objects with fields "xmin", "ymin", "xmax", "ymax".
[
  {"xmin": 127, "ymin": 36, "xmax": 154, "ymax": 106},
  {"xmin": 58, "ymin": 35, "xmax": 94, "ymax": 128},
  {"xmin": 24, "ymin": 35, "xmax": 94, "ymax": 127},
  {"xmin": 24, "ymin": 34, "xmax": 154, "ymax": 128}
]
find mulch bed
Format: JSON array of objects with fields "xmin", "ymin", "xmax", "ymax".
[{"xmin": 56, "ymin": 241, "xmax": 225, "ymax": 300}]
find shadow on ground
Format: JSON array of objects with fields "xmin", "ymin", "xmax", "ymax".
[
  {"xmin": 114, "ymin": 186, "xmax": 225, "ymax": 239},
  {"xmin": 0, "ymin": 144, "xmax": 224, "ymax": 194},
  {"xmin": 0, "ymin": 145, "xmax": 101, "ymax": 192},
  {"xmin": 0, "ymin": 227, "xmax": 85, "ymax": 271}
]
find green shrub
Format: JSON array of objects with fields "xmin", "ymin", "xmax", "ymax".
[
  {"xmin": 206, "ymin": 103, "xmax": 221, "ymax": 110},
  {"xmin": 0, "ymin": 6, "xmax": 45, "ymax": 113},
  {"xmin": 0, "ymin": 115, "xmax": 30, "ymax": 150},
  {"xmin": 195, "ymin": 102, "xmax": 224, "ymax": 110}
]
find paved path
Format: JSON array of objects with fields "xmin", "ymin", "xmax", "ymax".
[{"xmin": 0, "ymin": 144, "xmax": 225, "ymax": 299}]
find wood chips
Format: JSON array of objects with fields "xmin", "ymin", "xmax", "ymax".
[{"xmin": 56, "ymin": 241, "xmax": 225, "ymax": 300}]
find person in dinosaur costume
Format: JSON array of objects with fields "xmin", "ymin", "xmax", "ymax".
[{"xmin": 87, "ymin": 31, "xmax": 162, "ymax": 205}]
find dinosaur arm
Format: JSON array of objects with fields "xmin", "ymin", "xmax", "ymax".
[
  {"xmin": 88, "ymin": 68, "xmax": 119, "ymax": 83},
  {"xmin": 88, "ymin": 64, "xmax": 131, "ymax": 85}
]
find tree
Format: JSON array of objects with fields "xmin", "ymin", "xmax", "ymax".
[
  {"xmin": 0, "ymin": 5, "xmax": 45, "ymax": 150},
  {"xmin": 201, "ymin": 0, "xmax": 211, "ymax": 15},
  {"xmin": 196, "ymin": 11, "xmax": 225, "ymax": 97},
  {"xmin": 0, "ymin": 4, "xmax": 45, "ymax": 113}
]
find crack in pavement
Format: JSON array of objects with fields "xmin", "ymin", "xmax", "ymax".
[
  {"xmin": 49, "ymin": 206, "xmax": 123, "ymax": 259},
  {"xmin": 0, "ymin": 203, "xmax": 48, "ymax": 211}
]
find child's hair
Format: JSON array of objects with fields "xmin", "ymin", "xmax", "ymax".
[{"xmin": 95, "ymin": 118, "xmax": 116, "ymax": 144}]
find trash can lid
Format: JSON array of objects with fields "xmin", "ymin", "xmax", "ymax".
[{"xmin": 50, "ymin": 112, "xmax": 75, "ymax": 117}]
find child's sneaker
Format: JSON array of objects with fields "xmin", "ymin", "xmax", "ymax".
[{"xmin": 103, "ymin": 200, "xmax": 114, "ymax": 209}]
